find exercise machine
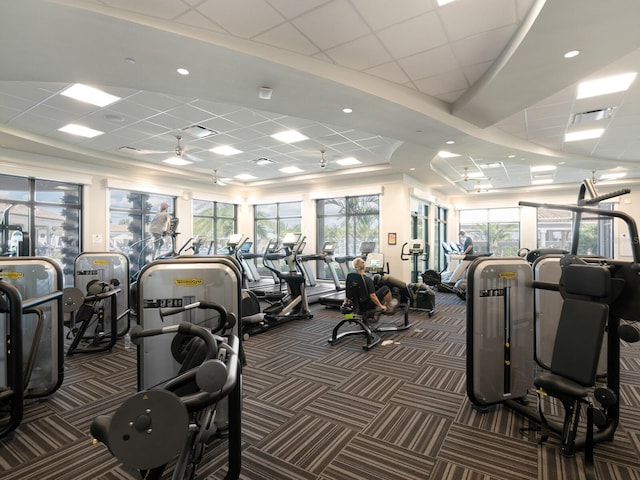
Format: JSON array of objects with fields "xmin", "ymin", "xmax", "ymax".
[
  {"xmin": 243, "ymin": 233, "xmax": 313, "ymax": 337},
  {"xmin": 296, "ymin": 241, "xmax": 343, "ymax": 303},
  {"xmin": 0, "ymin": 257, "xmax": 65, "ymax": 439},
  {"xmin": 466, "ymin": 180, "xmax": 638, "ymax": 478},
  {"xmin": 328, "ymin": 269, "xmax": 412, "ymax": 351},
  {"xmin": 91, "ymin": 309, "xmax": 241, "ymax": 480}
]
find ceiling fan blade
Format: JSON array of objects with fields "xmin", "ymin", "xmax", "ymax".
[{"xmin": 118, "ymin": 146, "xmax": 171, "ymax": 155}]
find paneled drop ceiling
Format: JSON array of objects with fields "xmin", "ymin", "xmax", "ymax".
[{"xmin": 1, "ymin": 0, "xmax": 640, "ymax": 195}]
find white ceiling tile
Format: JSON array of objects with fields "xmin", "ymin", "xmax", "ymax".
[
  {"xmin": 326, "ymin": 35, "xmax": 392, "ymax": 71},
  {"xmin": 253, "ymin": 22, "xmax": 321, "ymax": 55},
  {"xmin": 364, "ymin": 61, "xmax": 411, "ymax": 84},
  {"xmin": 462, "ymin": 61, "xmax": 494, "ymax": 86},
  {"xmin": 196, "ymin": 0, "xmax": 285, "ymax": 38},
  {"xmin": 451, "ymin": 25, "xmax": 516, "ymax": 67},
  {"xmin": 291, "ymin": 0, "xmax": 370, "ymax": 50},
  {"xmin": 266, "ymin": 0, "xmax": 330, "ymax": 19},
  {"xmin": 414, "ymin": 70, "xmax": 469, "ymax": 97},
  {"xmin": 101, "ymin": 0, "xmax": 187, "ymax": 19},
  {"xmin": 437, "ymin": 0, "xmax": 517, "ymax": 42},
  {"xmin": 350, "ymin": 0, "xmax": 433, "ymax": 30},
  {"xmin": 397, "ymin": 44, "xmax": 458, "ymax": 81},
  {"xmin": 175, "ymin": 9, "xmax": 227, "ymax": 33},
  {"xmin": 376, "ymin": 11, "xmax": 447, "ymax": 59}
]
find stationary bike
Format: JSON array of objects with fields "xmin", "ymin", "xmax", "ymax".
[{"xmin": 91, "ymin": 302, "xmax": 242, "ymax": 480}]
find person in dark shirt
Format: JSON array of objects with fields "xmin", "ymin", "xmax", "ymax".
[
  {"xmin": 459, "ymin": 230, "xmax": 474, "ymax": 255},
  {"xmin": 353, "ymin": 257, "xmax": 391, "ymax": 311}
]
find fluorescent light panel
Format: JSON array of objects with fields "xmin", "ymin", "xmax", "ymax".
[
  {"xmin": 163, "ymin": 157, "xmax": 192, "ymax": 166},
  {"xmin": 58, "ymin": 123, "xmax": 103, "ymax": 138},
  {"xmin": 564, "ymin": 128, "xmax": 604, "ymax": 142},
  {"xmin": 438, "ymin": 150, "xmax": 460, "ymax": 158},
  {"xmin": 530, "ymin": 165, "xmax": 557, "ymax": 173},
  {"xmin": 60, "ymin": 83, "xmax": 120, "ymax": 107},
  {"xmin": 210, "ymin": 145, "xmax": 242, "ymax": 156},
  {"xmin": 576, "ymin": 72, "xmax": 637, "ymax": 99},
  {"xmin": 280, "ymin": 166, "xmax": 303, "ymax": 174},
  {"xmin": 235, "ymin": 173, "xmax": 257, "ymax": 181},
  {"xmin": 271, "ymin": 130, "xmax": 309, "ymax": 144},
  {"xmin": 336, "ymin": 157, "xmax": 361, "ymax": 166}
]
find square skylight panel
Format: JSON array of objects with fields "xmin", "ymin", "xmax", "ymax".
[
  {"xmin": 58, "ymin": 123, "xmax": 103, "ymax": 138},
  {"xmin": 271, "ymin": 130, "xmax": 309, "ymax": 144},
  {"xmin": 235, "ymin": 173, "xmax": 257, "ymax": 181},
  {"xmin": 60, "ymin": 83, "xmax": 120, "ymax": 107},
  {"xmin": 210, "ymin": 145, "xmax": 242, "ymax": 156},
  {"xmin": 280, "ymin": 166, "xmax": 304, "ymax": 173},
  {"xmin": 576, "ymin": 72, "xmax": 637, "ymax": 99},
  {"xmin": 564, "ymin": 128, "xmax": 604, "ymax": 142},
  {"xmin": 163, "ymin": 157, "xmax": 193, "ymax": 166},
  {"xmin": 336, "ymin": 157, "xmax": 361, "ymax": 166}
]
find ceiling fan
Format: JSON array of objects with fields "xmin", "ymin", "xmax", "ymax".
[
  {"xmin": 118, "ymin": 135, "xmax": 202, "ymax": 162},
  {"xmin": 212, "ymin": 170, "xmax": 227, "ymax": 186},
  {"xmin": 454, "ymin": 167, "xmax": 487, "ymax": 183}
]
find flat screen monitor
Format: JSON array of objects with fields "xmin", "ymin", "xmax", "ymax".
[
  {"xmin": 360, "ymin": 242, "xmax": 376, "ymax": 254},
  {"xmin": 239, "ymin": 241, "xmax": 252, "ymax": 253}
]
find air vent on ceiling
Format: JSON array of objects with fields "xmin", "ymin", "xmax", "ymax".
[
  {"xmin": 572, "ymin": 107, "xmax": 615, "ymax": 124},
  {"xmin": 181, "ymin": 124, "xmax": 218, "ymax": 139}
]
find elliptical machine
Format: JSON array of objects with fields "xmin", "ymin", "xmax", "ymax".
[{"xmin": 242, "ymin": 233, "xmax": 313, "ymax": 336}]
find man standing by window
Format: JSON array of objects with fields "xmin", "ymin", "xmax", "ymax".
[
  {"xmin": 459, "ymin": 231, "xmax": 474, "ymax": 255},
  {"xmin": 149, "ymin": 202, "xmax": 171, "ymax": 259}
]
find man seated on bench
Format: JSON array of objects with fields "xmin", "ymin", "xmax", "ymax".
[{"xmin": 349, "ymin": 257, "xmax": 392, "ymax": 313}]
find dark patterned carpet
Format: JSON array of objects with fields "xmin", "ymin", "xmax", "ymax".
[{"xmin": 2, "ymin": 292, "xmax": 640, "ymax": 479}]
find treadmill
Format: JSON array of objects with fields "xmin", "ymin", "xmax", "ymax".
[
  {"xmin": 318, "ymin": 241, "xmax": 377, "ymax": 308},
  {"xmin": 296, "ymin": 241, "xmax": 343, "ymax": 304}
]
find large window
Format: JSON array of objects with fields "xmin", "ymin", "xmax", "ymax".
[
  {"xmin": 254, "ymin": 201, "xmax": 302, "ymax": 274},
  {"xmin": 0, "ymin": 175, "xmax": 82, "ymax": 286},
  {"xmin": 536, "ymin": 205, "xmax": 613, "ymax": 257},
  {"xmin": 317, "ymin": 195, "xmax": 380, "ymax": 278},
  {"xmin": 459, "ymin": 208, "xmax": 520, "ymax": 256},
  {"xmin": 109, "ymin": 189, "xmax": 174, "ymax": 275},
  {"xmin": 192, "ymin": 199, "xmax": 237, "ymax": 254}
]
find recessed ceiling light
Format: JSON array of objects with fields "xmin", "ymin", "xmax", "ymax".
[
  {"xmin": 124, "ymin": 57, "xmax": 136, "ymax": 64},
  {"xmin": 235, "ymin": 173, "xmax": 257, "ymax": 181},
  {"xmin": 280, "ymin": 166, "xmax": 304, "ymax": 174},
  {"xmin": 336, "ymin": 157, "xmax": 361, "ymax": 166},
  {"xmin": 437, "ymin": 150, "xmax": 460, "ymax": 158},
  {"xmin": 437, "ymin": 0, "xmax": 456, "ymax": 5},
  {"xmin": 342, "ymin": 107, "xmax": 353, "ymax": 113},
  {"xmin": 564, "ymin": 50, "xmax": 580, "ymax": 59},
  {"xmin": 60, "ymin": 83, "xmax": 120, "ymax": 107},
  {"xmin": 253, "ymin": 157, "xmax": 275, "ymax": 166},
  {"xmin": 507, "ymin": 154, "xmax": 516, "ymax": 158},
  {"xmin": 181, "ymin": 125, "xmax": 217, "ymax": 138},
  {"xmin": 177, "ymin": 68, "xmax": 190, "ymax": 76},
  {"xmin": 58, "ymin": 123, "xmax": 103, "ymax": 138},
  {"xmin": 210, "ymin": 145, "xmax": 242, "ymax": 156},
  {"xmin": 476, "ymin": 183, "xmax": 493, "ymax": 189},
  {"xmin": 271, "ymin": 130, "xmax": 309, "ymax": 144},
  {"xmin": 479, "ymin": 162, "xmax": 503, "ymax": 169},
  {"xmin": 576, "ymin": 72, "xmax": 637, "ymax": 99},
  {"xmin": 467, "ymin": 171, "xmax": 485, "ymax": 179},
  {"xmin": 564, "ymin": 128, "xmax": 605, "ymax": 142},
  {"xmin": 163, "ymin": 156, "xmax": 193, "ymax": 166},
  {"xmin": 445, "ymin": 140, "xmax": 455, "ymax": 145},
  {"xmin": 530, "ymin": 165, "xmax": 557, "ymax": 173}
]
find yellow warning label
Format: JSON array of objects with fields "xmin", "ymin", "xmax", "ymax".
[
  {"xmin": 92, "ymin": 260, "xmax": 108, "ymax": 265},
  {"xmin": 174, "ymin": 278, "xmax": 203, "ymax": 287},
  {"xmin": 498, "ymin": 271, "xmax": 517, "ymax": 280},
  {"xmin": 0, "ymin": 272, "xmax": 24, "ymax": 279}
]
